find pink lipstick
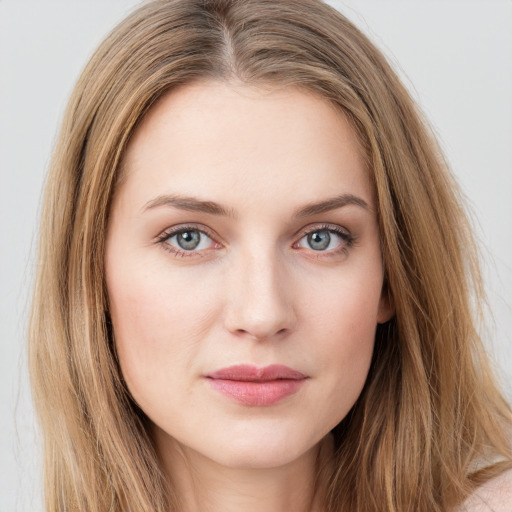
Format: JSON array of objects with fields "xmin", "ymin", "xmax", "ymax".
[{"xmin": 205, "ymin": 364, "xmax": 307, "ymax": 406}]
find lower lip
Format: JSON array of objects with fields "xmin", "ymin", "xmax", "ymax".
[{"xmin": 207, "ymin": 378, "xmax": 306, "ymax": 406}]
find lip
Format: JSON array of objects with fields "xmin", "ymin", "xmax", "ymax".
[{"xmin": 205, "ymin": 364, "xmax": 308, "ymax": 406}]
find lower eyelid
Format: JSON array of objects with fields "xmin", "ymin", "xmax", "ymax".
[{"xmin": 162, "ymin": 245, "xmax": 207, "ymax": 258}]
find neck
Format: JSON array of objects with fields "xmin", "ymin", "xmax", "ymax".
[{"xmin": 153, "ymin": 431, "xmax": 334, "ymax": 512}]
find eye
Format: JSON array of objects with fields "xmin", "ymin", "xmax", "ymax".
[
  {"xmin": 295, "ymin": 225, "xmax": 354, "ymax": 254},
  {"xmin": 157, "ymin": 226, "xmax": 219, "ymax": 257}
]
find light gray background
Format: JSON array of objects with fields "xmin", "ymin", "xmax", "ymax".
[{"xmin": 1, "ymin": 1, "xmax": 511, "ymax": 510}]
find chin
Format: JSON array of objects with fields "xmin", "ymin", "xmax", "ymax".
[{"xmin": 197, "ymin": 426, "xmax": 321, "ymax": 470}]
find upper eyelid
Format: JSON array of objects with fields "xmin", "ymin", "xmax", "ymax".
[
  {"xmin": 295, "ymin": 223, "xmax": 350, "ymax": 238},
  {"xmin": 158, "ymin": 222, "xmax": 348, "ymax": 235},
  {"xmin": 157, "ymin": 223, "xmax": 217, "ymax": 242}
]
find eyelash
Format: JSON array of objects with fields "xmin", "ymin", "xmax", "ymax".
[{"xmin": 155, "ymin": 223, "xmax": 356, "ymax": 259}]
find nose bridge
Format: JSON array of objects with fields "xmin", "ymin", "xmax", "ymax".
[{"xmin": 224, "ymin": 244, "xmax": 295, "ymax": 340}]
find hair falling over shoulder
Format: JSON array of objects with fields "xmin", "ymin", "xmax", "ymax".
[{"xmin": 28, "ymin": 1, "xmax": 512, "ymax": 511}]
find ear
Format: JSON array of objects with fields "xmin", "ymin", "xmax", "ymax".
[{"xmin": 377, "ymin": 285, "xmax": 395, "ymax": 324}]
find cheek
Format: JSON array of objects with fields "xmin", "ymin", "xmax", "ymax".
[
  {"xmin": 300, "ymin": 270, "xmax": 382, "ymax": 421},
  {"xmin": 304, "ymin": 266, "xmax": 382, "ymax": 344},
  {"xmin": 106, "ymin": 261, "xmax": 221, "ymax": 401},
  {"xmin": 325, "ymin": 309, "xmax": 376, "ymax": 389}
]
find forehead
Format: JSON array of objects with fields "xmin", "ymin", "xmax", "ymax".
[{"xmin": 118, "ymin": 80, "xmax": 374, "ymax": 213}]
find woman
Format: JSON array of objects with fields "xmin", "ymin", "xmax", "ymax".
[{"xmin": 28, "ymin": 0, "xmax": 512, "ymax": 511}]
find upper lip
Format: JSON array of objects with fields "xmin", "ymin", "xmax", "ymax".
[{"xmin": 206, "ymin": 364, "xmax": 307, "ymax": 382}]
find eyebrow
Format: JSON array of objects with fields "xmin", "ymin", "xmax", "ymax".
[
  {"xmin": 294, "ymin": 194, "xmax": 370, "ymax": 217},
  {"xmin": 142, "ymin": 193, "xmax": 370, "ymax": 217},
  {"xmin": 142, "ymin": 194, "xmax": 236, "ymax": 217}
]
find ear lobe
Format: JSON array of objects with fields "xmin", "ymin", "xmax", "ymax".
[{"xmin": 377, "ymin": 288, "xmax": 395, "ymax": 324}]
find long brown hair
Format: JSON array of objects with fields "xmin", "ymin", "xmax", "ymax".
[{"xmin": 29, "ymin": 1, "xmax": 512, "ymax": 510}]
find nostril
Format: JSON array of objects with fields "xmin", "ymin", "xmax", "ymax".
[{"xmin": 228, "ymin": 323, "xmax": 291, "ymax": 342}]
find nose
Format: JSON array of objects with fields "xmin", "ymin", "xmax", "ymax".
[{"xmin": 223, "ymin": 250, "xmax": 296, "ymax": 341}]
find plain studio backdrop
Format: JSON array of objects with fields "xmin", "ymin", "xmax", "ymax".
[{"xmin": 1, "ymin": 1, "xmax": 511, "ymax": 510}]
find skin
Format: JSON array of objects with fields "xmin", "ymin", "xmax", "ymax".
[{"xmin": 105, "ymin": 80, "xmax": 393, "ymax": 512}]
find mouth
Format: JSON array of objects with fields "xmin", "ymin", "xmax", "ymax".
[{"xmin": 205, "ymin": 364, "xmax": 308, "ymax": 406}]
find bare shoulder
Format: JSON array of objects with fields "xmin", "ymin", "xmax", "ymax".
[{"xmin": 456, "ymin": 470, "xmax": 512, "ymax": 512}]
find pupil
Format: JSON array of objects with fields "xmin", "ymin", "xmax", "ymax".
[
  {"xmin": 308, "ymin": 230, "xmax": 330, "ymax": 250},
  {"xmin": 177, "ymin": 230, "xmax": 200, "ymax": 250}
]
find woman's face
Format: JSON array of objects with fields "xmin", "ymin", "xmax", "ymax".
[{"xmin": 105, "ymin": 81, "xmax": 392, "ymax": 469}]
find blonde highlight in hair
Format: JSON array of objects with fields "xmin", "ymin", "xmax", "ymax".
[{"xmin": 29, "ymin": 1, "xmax": 512, "ymax": 510}]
